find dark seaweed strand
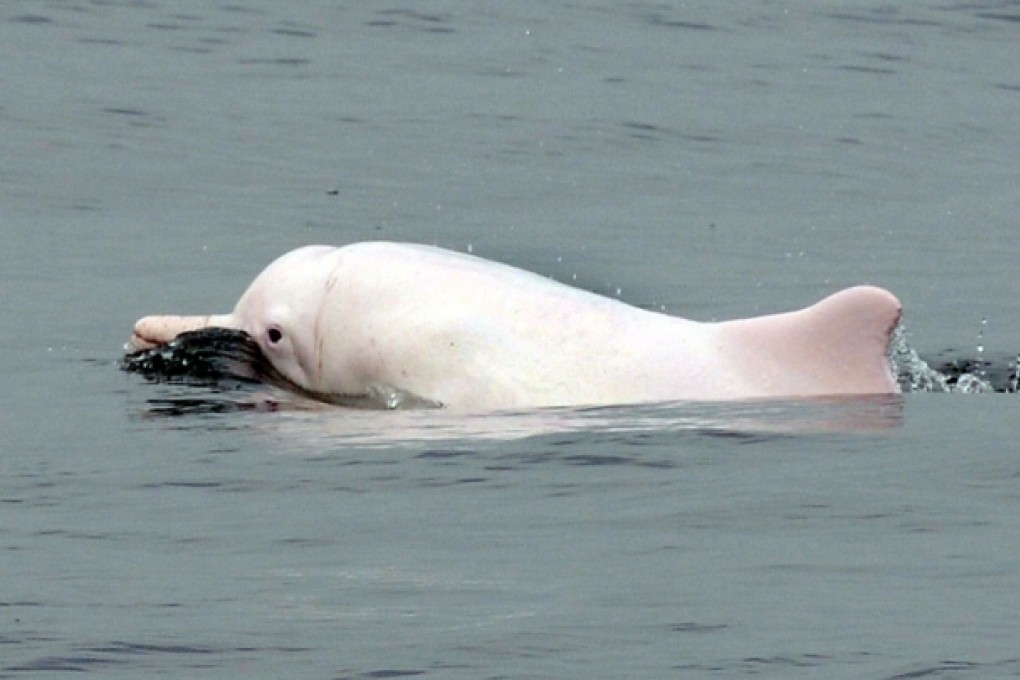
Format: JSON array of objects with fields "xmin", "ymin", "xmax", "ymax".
[{"xmin": 121, "ymin": 328, "xmax": 265, "ymax": 383}]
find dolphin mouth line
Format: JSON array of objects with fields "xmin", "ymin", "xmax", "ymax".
[
  {"xmin": 129, "ymin": 332, "xmax": 160, "ymax": 351},
  {"xmin": 121, "ymin": 327, "xmax": 441, "ymax": 410}
]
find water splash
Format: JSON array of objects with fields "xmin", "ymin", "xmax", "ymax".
[{"xmin": 890, "ymin": 323, "xmax": 1018, "ymax": 394}]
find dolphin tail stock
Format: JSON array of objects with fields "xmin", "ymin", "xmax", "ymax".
[{"xmin": 716, "ymin": 286, "xmax": 903, "ymax": 397}]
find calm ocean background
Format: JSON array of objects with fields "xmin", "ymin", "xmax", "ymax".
[{"xmin": 2, "ymin": 1, "xmax": 1019, "ymax": 678}]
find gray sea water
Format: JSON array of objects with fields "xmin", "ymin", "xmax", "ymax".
[{"xmin": 3, "ymin": 1, "xmax": 1020, "ymax": 678}]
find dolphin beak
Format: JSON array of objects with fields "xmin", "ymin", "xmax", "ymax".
[{"xmin": 127, "ymin": 314, "xmax": 235, "ymax": 352}]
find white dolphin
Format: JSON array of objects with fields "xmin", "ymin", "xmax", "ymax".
[{"xmin": 126, "ymin": 242, "xmax": 902, "ymax": 410}]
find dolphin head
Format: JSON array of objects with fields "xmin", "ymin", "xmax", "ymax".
[
  {"xmin": 127, "ymin": 246, "xmax": 341, "ymax": 394},
  {"xmin": 228, "ymin": 246, "xmax": 340, "ymax": 391}
]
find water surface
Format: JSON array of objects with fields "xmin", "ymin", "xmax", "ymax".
[{"xmin": 3, "ymin": 1, "xmax": 1019, "ymax": 678}]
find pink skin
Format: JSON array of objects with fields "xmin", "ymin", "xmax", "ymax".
[{"xmin": 128, "ymin": 242, "xmax": 902, "ymax": 411}]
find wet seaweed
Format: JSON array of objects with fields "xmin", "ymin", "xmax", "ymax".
[{"xmin": 121, "ymin": 328, "xmax": 270, "ymax": 386}]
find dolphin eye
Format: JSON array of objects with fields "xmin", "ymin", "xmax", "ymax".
[{"xmin": 267, "ymin": 327, "xmax": 283, "ymax": 344}]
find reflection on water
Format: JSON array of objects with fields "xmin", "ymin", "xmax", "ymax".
[
  {"xmin": 271, "ymin": 395, "xmax": 907, "ymax": 446},
  {"xmin": 125, "ymin": 369, "xmax": 906, "ymax": 444}
]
